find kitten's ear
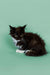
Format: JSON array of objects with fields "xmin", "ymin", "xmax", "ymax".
[
  {"xmin": 9, "ymin": 25, "xmax": 15, "ymax": 29},
  {"xmin": 9, "ymin": 25, "xmax": 12, "ymax": 29},
  {"xmin": 22, "ymin": 24, "xmax": 27, "ymax": 29}
]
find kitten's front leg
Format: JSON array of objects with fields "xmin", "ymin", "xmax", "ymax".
[
  {"xmin": 16, "ymin": 41, "xmax": 25, "ymax": 50},
  {"xmin": 17, "ymin": 41, "xmax": 23, "ymax": 46},
  {"xmin": 16, "ymin": 49, "xmax": 25, "ymax": 53}
]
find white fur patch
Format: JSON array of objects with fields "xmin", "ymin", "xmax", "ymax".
[
  {"xmin": 12, "ymin": 37, "xmax": 23, "ymax": 49},
  {"xmin": 25, "ymin": 50, "xmax": 30, "ymax": 53},
  {"xmin": 12, "ymin": 37, "xmax": 24, "ymax": 53},
  {"xmin": 16, "ymin": 49, "xmax": 24, "ymax": 53},
  {"xmin": 19, "ymin": 45, "xmax": 23, "ymax": 49},
  {"xmin": 12, "ymin": 37, "xmax": 20, "ymax": 46}
]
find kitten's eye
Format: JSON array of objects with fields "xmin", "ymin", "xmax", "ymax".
[{"xmin": 15, "ymin": 35, "xmax": 18, "ymax": 37}]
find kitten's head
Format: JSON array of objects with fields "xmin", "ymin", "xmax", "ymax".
[{"xmin": 9, "ymin": 25, "xmax": 26, "ymax": 40}]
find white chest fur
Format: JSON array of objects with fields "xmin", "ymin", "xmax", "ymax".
[
  {"xmin": 12, "ymin": 37, "xmax": 20, "ymax": 47},
  {"xmin": 12, "ymin": 37, "xmax": 25, "ymax": 53}
]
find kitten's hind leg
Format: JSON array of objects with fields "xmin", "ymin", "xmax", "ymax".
[{"xmin": 24, "ymin": 50, "xmax": 38, "ymax": 56}]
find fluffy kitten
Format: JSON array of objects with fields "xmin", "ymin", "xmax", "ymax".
[{"xmin": 9, "ymin": 25, "xmax": 47, "ymax": 56}]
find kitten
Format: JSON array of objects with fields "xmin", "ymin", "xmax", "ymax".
[{"xmin": 9, "ymin": 25, "xmax": 47, "ymax": 56}]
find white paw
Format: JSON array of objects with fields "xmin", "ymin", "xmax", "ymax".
[
  {"xmin": 16, "ymin": 49, "xmax": 24, "ymax": 53},
  {"xmin": 25, "ymin": 50, "xmax": 30, "ymax": 53}
]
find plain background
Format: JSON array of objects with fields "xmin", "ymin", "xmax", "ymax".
[{"xmin": 0, "ymin": 0, "xmax": 50, "ymax": 75}]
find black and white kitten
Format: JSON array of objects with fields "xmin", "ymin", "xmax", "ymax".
[{"xmin": 9, "ymin": 25, "xmax": 47, "ymax": 56}]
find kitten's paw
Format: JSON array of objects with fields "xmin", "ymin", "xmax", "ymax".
[
  {"xmin": 16, "ymin": 49, "xmax": 20, "ymax": 53},
  {"xmin": 25, "ymin": 50, "xmax": 36, "ymax": 56},
  {"xmin": 16, "ymin": 49, "xmax": 24, "ymax": 53},
  {"xmin": 25, "ymin": 50, "xmax": 30, "ymax": 53}
]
